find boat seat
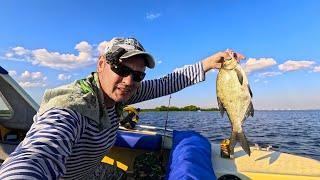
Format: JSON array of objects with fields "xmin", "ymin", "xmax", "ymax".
[
  {"xmin": 166, "ymin": 130, "xmax": 217, "ymax": 180},
  {"xmin": 114, "ymin": 130, "xmax": 162, "ymax": 151}
]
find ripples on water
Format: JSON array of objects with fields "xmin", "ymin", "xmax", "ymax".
[{"xmin": 140, "ymin": 110, "xmax": 320, "ymax": 161}]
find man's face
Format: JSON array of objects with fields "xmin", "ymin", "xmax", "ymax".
[{"xmin": 97, "ymin": 56, "xmax": 146, "ymax": 104}]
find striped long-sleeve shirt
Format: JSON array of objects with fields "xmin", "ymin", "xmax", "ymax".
[{"xmin": 0, "ymin": 62, "xmax": 205, "ymax": 179}]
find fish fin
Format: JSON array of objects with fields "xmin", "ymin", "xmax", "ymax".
[
  {"xmin": 229, "ymin": 131, "xmax": 251, "ymax": 157},
  {"xmin": 229, "ymin": 131, "xmax": 237, "ymax": 157},
  {"xmin": 238, "ymin": 132, "xmax": 251, "ymax": 156},
  {"xmin": 217, "ymin": 97, "xmax": 225, "ymax": 117},
  {"xmin": 250, "ymin": 102, "xmax": 254, "ymax": 117},
  {"xmin": 248, "ymin": 84, "xmax": 253, "ymax": 97},
  {"xmin": 244, "ymin": 101, "xmax": 254, "ymax": 119},
  {"xmin": 235, "ymin": 68, "xmax": 243, "ymax": 85}
]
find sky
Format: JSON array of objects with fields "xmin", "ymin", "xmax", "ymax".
[{"xmin": 0, "ymin": 0, "xmax": 320, "ymax": 110}]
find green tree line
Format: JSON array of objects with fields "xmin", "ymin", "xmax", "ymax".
[{"xmin": 141, "ymin": 105, "xmax": 219, "ymax": 112}]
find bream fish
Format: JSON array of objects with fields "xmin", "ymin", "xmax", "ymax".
[{"xmin": 216, "ymin": 55, "xmax": 254, "ymax": 158}]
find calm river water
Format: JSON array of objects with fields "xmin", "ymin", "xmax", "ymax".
[{"xmin": 139, "ymin": 110, "xmax": 320, "ymax": 161}]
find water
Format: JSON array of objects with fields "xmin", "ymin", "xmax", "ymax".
[{"xmin": 139, "ymin": 110, "xmax": 320, "ymax": 161}]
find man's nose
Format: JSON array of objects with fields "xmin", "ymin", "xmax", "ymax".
[{"xmin": 122, "ymin": 74, "xmax": 135, "ymax": 85}]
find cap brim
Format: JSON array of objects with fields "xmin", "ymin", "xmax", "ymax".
[{"xmin": 120, "ymin": 50, "xmax": 155, "ymax": 69}]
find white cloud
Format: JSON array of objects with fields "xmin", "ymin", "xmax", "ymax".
[
  {"xmin": 8, "ymin": 70, "xmax": 17, "ymax": 76},
  {"xmin": 19, "ymin": 81, "xmax": 46, "ymax": 88},
  {"xmin": 4, "ymin": 41, "xmax": 97, "ymax": 71},
  {"xmin": 258, "ymin": 71, "xmax": 282, "ymax": 78},
  {"xmin": 18, "ymin": 71, "xmax": 47, "ymax": 88},
  {"xmin": 21, "ymin": 71, "xmax": 46, "ymax": 80},
  {"xmin": 21, "ymin": 71, "xmax": 30, "ymax": 79},
  {"xmin": 97, "ymin": 41, "xmax": 109, "ymax": 55},
  {"xmin": 157, "ymin": 60, "xmax": 162, "ymax": 64},
  {"xmin": 4, "ymin": 39, "xmax": 159, "ymax": 72},
  {"xmin": 312, "ymin": 66, "xmax": 320, "ymax": 72},
  {"xmin": 243, "ymin": 58, "xmax": 277, "ymax": 73},
  {"xmin": 278, "ymin": 60, "xmax": 315, "ymax": 72},
  {"xmin": 75, "ymin": 41, "xmax": 92, "ymax": 53},
  {"xmin": 12, "ymin": 46, "xmax": 29, "ymax": 55},
  {"xmin": 146, "ymin": 13, "xmax": 161, "ymax": 20},
  {"xmin": 31, "ymin": 41, "xmax": 94, "ymax": 70},
  {"xmin": 5, "ymin": 53, "xmax": 13, "ymax": 58},
  {"xmin": 58, "ymin": 73, "xmax": 71, "ymax": 81}
]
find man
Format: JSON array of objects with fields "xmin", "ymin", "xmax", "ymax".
[{"xmin": 0, "ymin": 37, "xmax": 244, "ymax": 179}]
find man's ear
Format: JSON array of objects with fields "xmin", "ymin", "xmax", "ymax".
[{"xmin": 97, "ymin": 56, "xmax": 105, "ymax": 73}]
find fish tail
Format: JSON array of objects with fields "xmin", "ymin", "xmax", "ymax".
[
  {"xmin": 229, "ymin": 131, "xmax": 251, "ymax": 157},
  {"xmin": 229, "ymin": 131, "xmax": 237, "ymax": 158},
  {"xmin": 238, "ymin": 132, "xmax": 251, "ymax": 156}
]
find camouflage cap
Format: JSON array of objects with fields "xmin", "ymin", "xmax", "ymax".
[{"xmin": 104, "ymin": 37, "xmax": 155, "ymax": 68}]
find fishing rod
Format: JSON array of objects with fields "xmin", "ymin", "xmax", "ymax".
[
  {"xmin": 159, "ymin": 94, "xmax": 172, "ymax": 163},
  {"xmin": 163, "ymin": 94, "xmax": 172, "ymax": 137}
]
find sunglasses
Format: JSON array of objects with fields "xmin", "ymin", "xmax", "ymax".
[{"xmin": 110, "ymin": 63, "xmax": 146, "ymax": 82}]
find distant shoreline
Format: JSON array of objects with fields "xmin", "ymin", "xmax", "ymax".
[
  {"xmin": 141, "ymin": 109, "xmax": 219, "ymax": 112},
  {"xmin": 139, "ymin": 107, "xmax": 320, "ymax": 112},
  {"xmin": 140, "ymin": 105, "xmax": 219, "ymax": 112}
]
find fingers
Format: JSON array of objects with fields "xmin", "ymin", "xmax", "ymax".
[
  {"xmin": 204, "ymin": 49, "xmax": 245, "ymax": 71},
  {"xmin": 225, "ymin": 49, "xmax": 245, "ymax": 62},
  {"xmin": 235, "ymin": 52, "xmax": 245, "ymax": 60},
  {"xmin": 214, "ymin": 63, "xmax": 222, "ymax": 69}
]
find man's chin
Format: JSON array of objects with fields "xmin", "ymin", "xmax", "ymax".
[{"xmin": 114, "ymin": 94, "xmax": 131, "ymax": 102}]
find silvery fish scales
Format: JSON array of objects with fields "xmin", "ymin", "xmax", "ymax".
[{"xmin": 216, "ymin": 58, "xmax": 254, "ymax": 157}]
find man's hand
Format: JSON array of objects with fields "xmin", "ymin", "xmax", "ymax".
[{"xmin": 202, "ymin": 49, "xmax": 245, "ymax": 72}]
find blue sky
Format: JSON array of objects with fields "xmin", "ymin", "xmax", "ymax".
[{"xmin": 1, "ymin": 0, "xmax": 319, "ymax": 110}]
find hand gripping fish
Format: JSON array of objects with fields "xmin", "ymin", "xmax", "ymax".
[{"xmin": 216, "ymin": 53, "xmax": 254, "ymax": 158}]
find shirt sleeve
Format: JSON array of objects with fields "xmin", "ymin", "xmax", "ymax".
[
  {"xmin": 127, "ymin": 62, "xmax": 205, "ymax": 104},
  {"xmin": 0, "ymin": 108, "xmax": 82, "ymax": 180}
]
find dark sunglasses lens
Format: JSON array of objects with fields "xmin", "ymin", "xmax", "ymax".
[
  {"xmin": 111, "ymin": 64, "xmax": 145, "ymax": 82},
  {"xmin": 111, "ymin": 65, "xmax": 131, "ymax": 77},
  {"xmin": 133, "ymin": 72, "xmax": 146, "ymax": 82}
]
